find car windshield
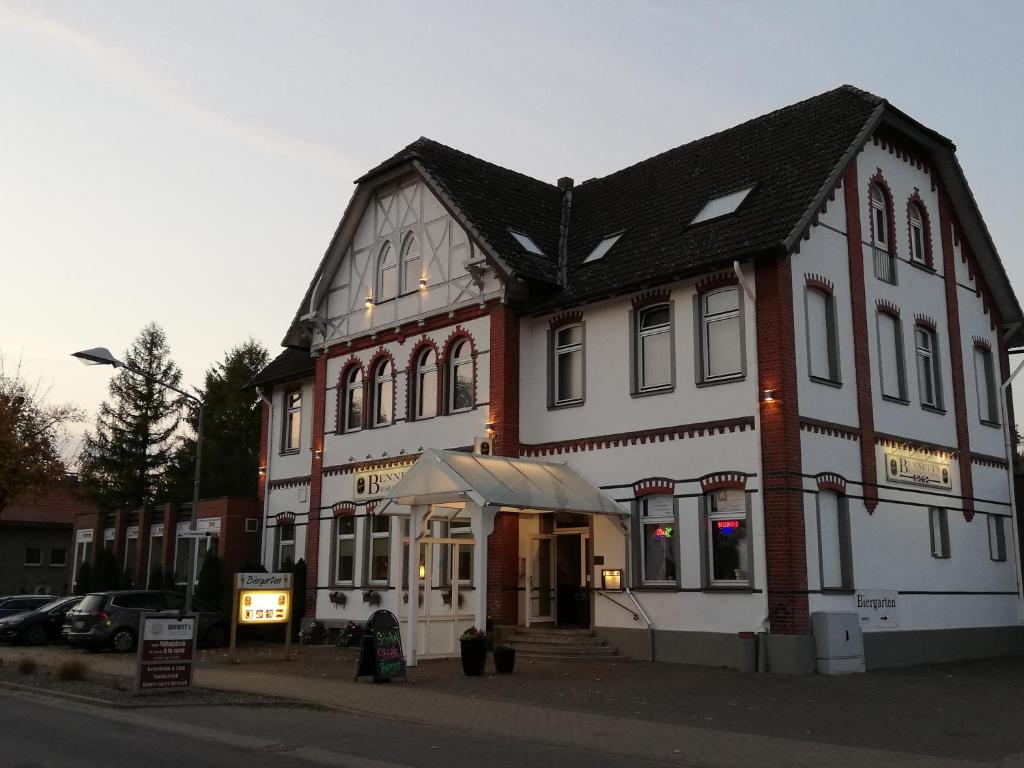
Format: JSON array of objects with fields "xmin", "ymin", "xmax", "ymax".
[{"xmin": 75, "ymin": 595, "xmax": 107, "ymax": 612}]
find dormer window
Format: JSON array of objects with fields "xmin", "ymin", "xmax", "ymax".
[
  {"xmin": 690, "ymin": 186, "xmax": 754, "ymax": 225},
  {"xmin": 509, "ymin": 230, "xmax": 544, "ymax": 256},
  {"xmin": 583, "ymin": 232, "xmax": 624, "ymax": 264}
]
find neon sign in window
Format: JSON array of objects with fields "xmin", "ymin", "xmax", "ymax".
[
  {"xmin": 716, "ymin": 520, "xmax": 741, "ymax": 531},
  {"xmin": 654, "ymin": 526, "xmax": 673, "ymax": 540}
]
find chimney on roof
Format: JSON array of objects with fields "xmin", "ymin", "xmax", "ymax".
[
  {"xmin": 557, "ymin": 177, "xmax": 574, "ymax": 191},
  {"xmin": 557, "ymin": 178, "xmax": 574, "ymax": 287}
]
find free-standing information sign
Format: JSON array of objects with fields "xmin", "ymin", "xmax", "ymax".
[
  {"xmin": 134, "ymin": 612, "xmax": 197, "ymax": 695},
  {"xmin": 230, "ymin": 572, "xmax": 293, "ymax": 660},
  {"xmin": 356, "ymin": 610, "xmax": 406, "ymax": 683}
]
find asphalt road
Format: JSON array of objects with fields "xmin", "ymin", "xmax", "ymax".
[{"xmin": 0, "ymin": 688, "xmax": 684, "ymax": 768}]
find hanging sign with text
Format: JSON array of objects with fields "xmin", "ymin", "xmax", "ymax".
[
  {"xmin": 884, "ymin": 450, "xmax": 951, "ymax": 489},
  {"xmin": 353, "ymin": 465, "xmax": 413, "ymax": 502}
]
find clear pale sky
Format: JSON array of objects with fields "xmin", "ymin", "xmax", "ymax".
[{"xmin": 2, "ymin": 0, "xmax": 1023, "ymax": 458}]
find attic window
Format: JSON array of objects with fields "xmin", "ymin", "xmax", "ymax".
[
  {"xmin": 509, "ymin": 230, "xmax": 545, "ymax": 256},
  {"xmin": 690, "ymin": 186, "xmax": 755, "ymax": 225},
  {"xmin": 583, "ymin": 232, "xmax": 624, "ymax": 264}
]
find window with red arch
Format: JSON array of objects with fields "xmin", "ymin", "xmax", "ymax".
[
  {"xmin": 369, "ymin": 355, "xmax": 395, "ymax": 427},
  {"xmin": 338, "ymin": 362, "xmax": 364, "ymax": 433},
  {"xmin": 409, "ymin": 342, "xmax": 439, "ymax": 421},
  {"xmin": 868, "ymin": 177, "xmax": 897, "ymax": 284},
  {"xmin": 445, "ymin": 335, "xmax": 475, "ymax": 413}
]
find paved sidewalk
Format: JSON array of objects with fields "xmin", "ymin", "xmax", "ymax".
[{"xmin": 3, "ymin": 644, "xmax": 1023, "ymax": 767}]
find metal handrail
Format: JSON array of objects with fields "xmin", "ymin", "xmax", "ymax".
[{"xmin": 595, "ymin": 588, "xmax": 655, "ymax": 662}]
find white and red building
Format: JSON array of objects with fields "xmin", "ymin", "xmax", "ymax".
[{"xmin": 251, "ymin": 86, "xmax": 1024, "ymax": 672}]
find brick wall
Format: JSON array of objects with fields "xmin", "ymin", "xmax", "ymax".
[
  {"xmin": 486, "ymin": 303, "xmax": 520, "ymax": 625},
  {"xmin": 304, "ymin": 354, "xmax": 328, "ymax": 616},
  {"xmin": 755, "ymin": 253, "xmax": 809, "ymax": 635},
  {"xmin": 257, "ymin": 398, "xmax": 270, "ymax": 503}
]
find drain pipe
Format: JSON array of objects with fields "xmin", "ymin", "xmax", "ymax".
[
  {"xmin": 256, "ymin": 386, "xmax": 273, "ymax": 568},
  {"xmin": 999, "ymin": 354, "xmax": 1024, "ymax": 624}
]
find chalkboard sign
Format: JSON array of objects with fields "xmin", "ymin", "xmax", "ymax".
[{"xmin": 355, "ymin": 610, "xmax": 406, "ymax": 683}]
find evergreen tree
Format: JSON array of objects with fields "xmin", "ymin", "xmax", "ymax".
[
  {"xmin": 167, "ymin": 339, "xmax": 269, "ymax": 501},
  {"xmin": 78, "ymin": 323, "xmax": 184, "ymax": 511}
]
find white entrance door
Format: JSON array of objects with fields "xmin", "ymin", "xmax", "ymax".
[{"xmin": 527, "ymin": 535, "xmax": 554, "ymax": 626}]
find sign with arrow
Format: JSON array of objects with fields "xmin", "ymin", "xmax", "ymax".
[{"xmin": 855, "ymin": 590, "xmax": 900, "ymax": 628}]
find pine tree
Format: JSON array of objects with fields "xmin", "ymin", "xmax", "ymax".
[
  {"xmin": 79, "ymin": 323, "xmax": 184, "ymax": 511},
  {"xmin": 167, "ymin": 339, "xmax": 269, "ymax": 500}
]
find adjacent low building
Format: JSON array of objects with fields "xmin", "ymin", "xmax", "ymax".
[{"xmin": 250, "ymin": 85, "xmax": 1024, "ymax": 672}]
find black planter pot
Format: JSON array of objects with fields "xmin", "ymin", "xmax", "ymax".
[
  {"xmin": 460, "ymin": 637, "xmax": 488, "ymax": 676},
  {"xmin": 493, "ymin": 646, "xmax": 516, "ymax": 674}
]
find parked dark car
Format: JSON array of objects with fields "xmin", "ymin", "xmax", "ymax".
[
  {"xmin": 0, "ymin": 596, "xmax": 82, "ymax": 645},
  {"xmin": 63, "ymin": 591, "xmax": 229, "ymax": 653},
  {"xmin": 0, "ymin": 595, "xmax": 57, "ymax": 619}
]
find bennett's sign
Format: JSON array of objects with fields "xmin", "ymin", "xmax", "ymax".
[
  {"xmin": 354, "ymin": 464, "xmax": 412, "ymax": 502},
  {"xmin": 135, "ymin": 613, "xmax": 196, "ymax": 695},
  {"xmin": 884, "ymin": 450, "xmax": 951, "ymax": 489}
]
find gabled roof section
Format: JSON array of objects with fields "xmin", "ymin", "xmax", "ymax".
[
  {"xmin": 247, "ymin": 346, "xmax": 314, "ymax": 389},
  {"xmin": 359, "ymin": 137, "xmax": 565, "ymax": 284}
]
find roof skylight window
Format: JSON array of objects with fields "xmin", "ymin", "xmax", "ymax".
[
  {"xmin": 583, "ymin": 232, "xmax": 624, "ymax": 264},
  {"xmin": 509, "ymin": 230, "xmax": 545, "ymax": 256},
  {"xmin": 690, "ymin": 185, "xmax": 755, "ymax": 225}
]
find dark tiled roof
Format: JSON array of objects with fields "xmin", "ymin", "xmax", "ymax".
[
  {"xmin": 359, "ymin": 138, "xmax": 565, "ymax": 284},
  {"xmin": 248, "ymin": 346, "xmax": 315, "ymax": 388},
  {"xmin": 1, "ymin": 475, "xmax": 96, "ymax": 526}
]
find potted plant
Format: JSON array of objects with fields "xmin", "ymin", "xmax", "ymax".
[
  {"xmin": 493, "ymin": 643, "xmax": 516, "ymax": 674},
  {"xmin": 459, "ymin": 626, "xmax": 488, "ymax": 676}
]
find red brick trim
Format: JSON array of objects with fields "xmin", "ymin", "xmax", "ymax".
[
  {"xmin": 366, "ymin": 348, "xmax": 398, "ymax": 429},
  {"xmin": 815, "ymin": 473, "xmax": 847, "ymax": 495},
  {"xmin": 875, "ymin": 433, "xmax": 959, "ymax": 459},
  {"xmin": 325, "ymin": 302, "xmax": 491, "ymax": 358},
  {"xmin": 274, "ymin": 512, "xmax": 296, "ymax": 525},
  {"xmin": 867, "ymin": 170, "xmax": 897, "ymax": 259},
  {"xmin": 755, "ymin": 251, "xmax": 808, "ymax": 635},
  {"xmin": 842, "ymin": 162, "xmax": 878, "ymax": 512},
  {"xmin": 331, "ymin": 503, "xmax": 355, "ymax": 517},
  {"xmin": 872, "ymin": 130, "xmax": 934, "ymax": 186},
  {"xmin": 804, "ymin": 273, "xmax": 834, "ymax": 294},
  {"xmin": 631, "ymin": 289, "xmax": 673, "ymax": 310},
  {"xmin": 322, "ymin": 454, "xmax": 420, "ymax": 478},
  {"xmin": 365, "ymin": 501, "xmax": 378, "ymax": 515},
  {"xmin": 973, "ymin": 336, "xmax": 991, "ymax": 352},
  {"xmin": 700, "ymin": 472, "xmax": 748, "ymax": 493},
  {"xmin": 549, "ymin": 311, "xmax": 583, "ymax": 330},
  {"xmin": 938, "ymin": 188, "xmax": 975, "ymax": 521},
  {"xmin": 695, "ymin": 272, "xmax": 738, "ymax": 295},
  {"xmin": 800, "ymin": 418, "xmax": 861, "ymax": 442},
  {"xmin": 971, "ymin": 452, "xmax": 1009, "ymax": 469},
  {"xmin": 519, "ymin": 416, "xmax": 755, "ymax": 457},
  {"xmin": 876, "ymin": 299, "xmax": 901, "ymax": 318},
  {"xmin": 405, "ymin": 337, "xmax": 442, "ymax": 422},
  {"xmin": 335, "ymin": 357, "xmax": 365, "ymax": 433},
  {"xmin": 632, "ymin": 478, "xmax": 675, "ymax": 498},
  {"xmin": 913, "ymin": 314, "xmax": 937, "ymax": 332},
  {"xmin": 305, "ymin": 353, "xmax": 327, "ymax": 616},
  {"xmin": 268, "ymin": 475, "xmax": 312, "ymax": 490},
  {"xmin": 441, "ymin": 327, "xmax": 479, "ymax": 415},
  {"xmin": 906, "ymin": 190, "xmax": 935, "ymax": 268}
]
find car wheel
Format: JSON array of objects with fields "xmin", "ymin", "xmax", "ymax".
[
  {"xmin": 204, "ymin": 624, "xmax": 228, "ymax": 648},
  {"xmin": 110, "ymin": 628, "xmax": 137, "ymax": 654},
  {"xmin": 22, "ymin": 625, "xmax": 48, "ymax": 646}
]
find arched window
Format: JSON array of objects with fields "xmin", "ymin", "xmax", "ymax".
[
  {"xmin": 377, "ymin": 242, "xmax": 397, "ymax": 302},
  {"xmin": 870, "ymin": 184, "xmax": 888, "ymax": 247},
  {"xmin": 400, "ymin": 233, "xmax": 421, "ymax": 294},
  {"xmin": 908, "ymin": 204, "xmax": 925, "ymax": 264},
  {"xmin": 412, "ymin": 346, "xmax": 438, "ymax": 420},
  {"xmin": 342, "ymin": 366, "xmax": 363, "ymax": 432},
  {"xmin": 448, "ymin": 339, "xmax": 474, "ymax": 413},
  {"xmin": 869, "ymin": 182, "xmax": 896, "ymax": 283},
  {"xmin": 371, "ymin": 358, "xmax": 394, "ymax": 427}
]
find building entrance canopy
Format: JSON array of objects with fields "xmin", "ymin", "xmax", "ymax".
[{"xmin": 376, "ymin": 449, "xmax": 628, "ymax": 517}]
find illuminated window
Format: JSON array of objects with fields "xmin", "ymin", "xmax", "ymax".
[
  {"xmin": 705, "ymin": 489, "xmax": 751, "ymax": 586},
  {"xmin": 638, "ymin": 495, "xmax": 677, "ymax": 585}
]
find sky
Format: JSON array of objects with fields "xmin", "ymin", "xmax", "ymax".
[{"xmin": 2, "ymin": 0, "xmax": 1023, "ymax": 459}]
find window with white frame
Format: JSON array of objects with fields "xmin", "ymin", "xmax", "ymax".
[
  {"xmin": 909, "ymin": 204, "xmax": 926, "ymax": 264},
  {"xmin": 877, "ymin": 311, "xmax": 906, "ymax": 400},
  {"xmin": 915, "ymin": 325, "xmax": 942, "ymax": 409},
  {"xmin": 870, "ymin": 184, "xmax": 896, "ymax": 283},
  {"xmin": 282, "ymin": 387, "xmax": 302, "ymax": 452},
  {"xmin": 174, "ymin": 527, "xmax": 191, "ymax": 584},
  {"xmin": 638, "ymin": 495, "xmax": 677, "ymax": 585},
  {"xmin": 377, "ymin": 242, "xmax": 397, "ymax": 301},
  {"xmin": 400, "ymin": 233, "xmax": 421, "ymax": 294},
  {"xmin": 72, "ymin": 537, "xmax": 93, "ymax": 587},
  {"xmin": 634, "ymin": 304, "xmax": 673, "ymax": 392},
  {"xmin": 705, "ymin": 488, "xmax": 751, "ymax": 585},
  {"xmin": 929, "ymin": 507, "xmax": 950, "ymax": 559},
  {"xmin": 123, "ymin": 530, "xmax": 138, "ymax": 575},
  {"xmin": 371, "ymin": 358, "xmax": 394, "ymax": 427},
  {"xmin": 276, "ymin": 522, "xmax": 296, "ymax": 569},
  {"xmin": 806, "ymin": 287, "xmax": 840, "ymax": 383},
  {"xmin": 448, "ymin": 340, "xmax": 474, "ymax": 412},
  {"xmin": 147, "ymin": 529, "xmax": 163, "ymax": 587},
  {"xmin": 551, "ymin": 323, "xmax": 584, "ymax": 406},
  {"xmin": 343, "ymin": 366, "xmax": 363, "ymax": 432},
  {"xmin": 412, "ymin": 347, "xmax": 438, "ymax": 420},
  {"xmin": 988, "ymin": 515, "xmax": 1007, "ymax": 562},
  {"xmin": 699, "ymin": 288, "xmax": 743, "ymax": 383},
  {"xmin": 974, "ymin": 345, "xmax": 999, "ymax": 425},
  {"xmin": 438, "ymin": 519, "xmax": 474, "ymax": 588},
  {"xmin": 367, "ymin": 515, "xmax": 390, "ymax": 584},
  {"xmin": 335, "ymin": 515, "xmax": 355, "ymax": 584},
  {"xmin": 817, "ymin": 491, "xmax": 852, "ymax": 590},
  {"xmin": 194, "ymin": 533, "xmax": 219, "ymax": 585}
]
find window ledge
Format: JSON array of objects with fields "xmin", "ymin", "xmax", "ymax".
[
  {"xmin": 696, "ymin": 375, "xmax": 745, "ymax": 389},
  {"xmin": 931, "ymin": 554, "xmax": 951, "ymax": 560},
  {"xmin": 980, "ymin": 419, "xmax": 1002, "ymax": 429},
  {"xmin": 702, "ymin": 586, "xmax": 755, "ymax": 593},
  {"xmin": 881, "ymin": 395, "xmax": 910, "ymax": 406},
  {"xmin": 549, "ymin": 399, "xmax": 585, "ymax": 411},
  {"xmin": 921, "ymin": 404, "xmax": 946, "ymax": 415},
  {"xmin": 279, "ymin": 449, "xmax": 301, "ymax": 456},
  {"xmin": 633, "ymin": 585, "xmax": 678, "ymax": 591},
  {"xmin": 819, "ymin": 588, "xmax": 856, "ymax": 595},
  {"xmin": 631, "ymin": 386, "xmax": 675, "ymax": 399},
  {"xmin": 809, "ymin": 376, "xmax": 843, "ymax": 389},
  {"xmin": 907, "ymin": 260, "xmax": 937, "ymax": 275}
]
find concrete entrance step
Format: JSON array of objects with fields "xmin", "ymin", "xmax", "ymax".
[
  {"xmin": 508, "ymin": 633, "xmax": 608, "ymax": 645},
  {"xmin": 509, "ymin": 641, "xmax": 619, "ymax": 656},
  {"xmin": 515, "ymin": 626, "xmax": 593, "ymax": 635},
  {"xmin": 516, "ymin": 651, "xmax": 630, "ymax": 661}
]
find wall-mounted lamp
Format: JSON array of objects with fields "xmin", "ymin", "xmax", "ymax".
[
  {"xmin": 601, "ymin": 569, "xmax": 623, "ymax": 591},
  {"xmin": 312, "ymin": 448, "xmax": 323, "ymax": 461},
  {"xmin": 762, "ymin": 389, "xmax": 777, "ymax": 403},
  {"xmin": 419, "ymin": 277, "xmax": 428, "ymax": 291},
  {"xmin": 258, "ymin": 466, "xmax": 266, "ymax": 476},
  {"xmin": 418, "ymin": 563, "xmax": 426, "ymax": 580},
  {"xmin": 365, "ymin": 296, "xmax": 373, "ymax": 308}
]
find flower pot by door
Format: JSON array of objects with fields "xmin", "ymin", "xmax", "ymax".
[
  {"xmin": 460, "ymin": 637, "xmax": 487, "ymax": 676},
  {"xmin": 493, "ymin": 646, "xmax": 516, "ymax": 674}
]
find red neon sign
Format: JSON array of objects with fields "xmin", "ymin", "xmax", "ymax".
[{"xmin": 716, "ymin": 520, "xmax": 740, "ymax": 531}]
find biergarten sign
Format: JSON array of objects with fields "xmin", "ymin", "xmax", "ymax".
[
  {"xmin": 356, "ymin": 610, "xmax": 407, "ymax": 683},
  {"xmin": 884, "ymin": 449, "xmax": 951, "ymax": 489},
  {"xmin": 230, "ymin": 572, "xmax": 294, "ymax": 660},
  {"xmin": 134, "ymin": 613, "xmax": 197, "ymax": 695}
]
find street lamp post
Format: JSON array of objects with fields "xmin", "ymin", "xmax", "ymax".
[{"xmin": 73, "ymin": 347, "xmax": 203, "ymax": 613}]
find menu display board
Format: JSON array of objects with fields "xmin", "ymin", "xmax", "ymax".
[
  {"xmin": 134, "ymin": 613, "xmax": 196, "ymax": 695},
  {"xmin": 356, "ymin": 610, "xmax": 406, "ymax": 683}
]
